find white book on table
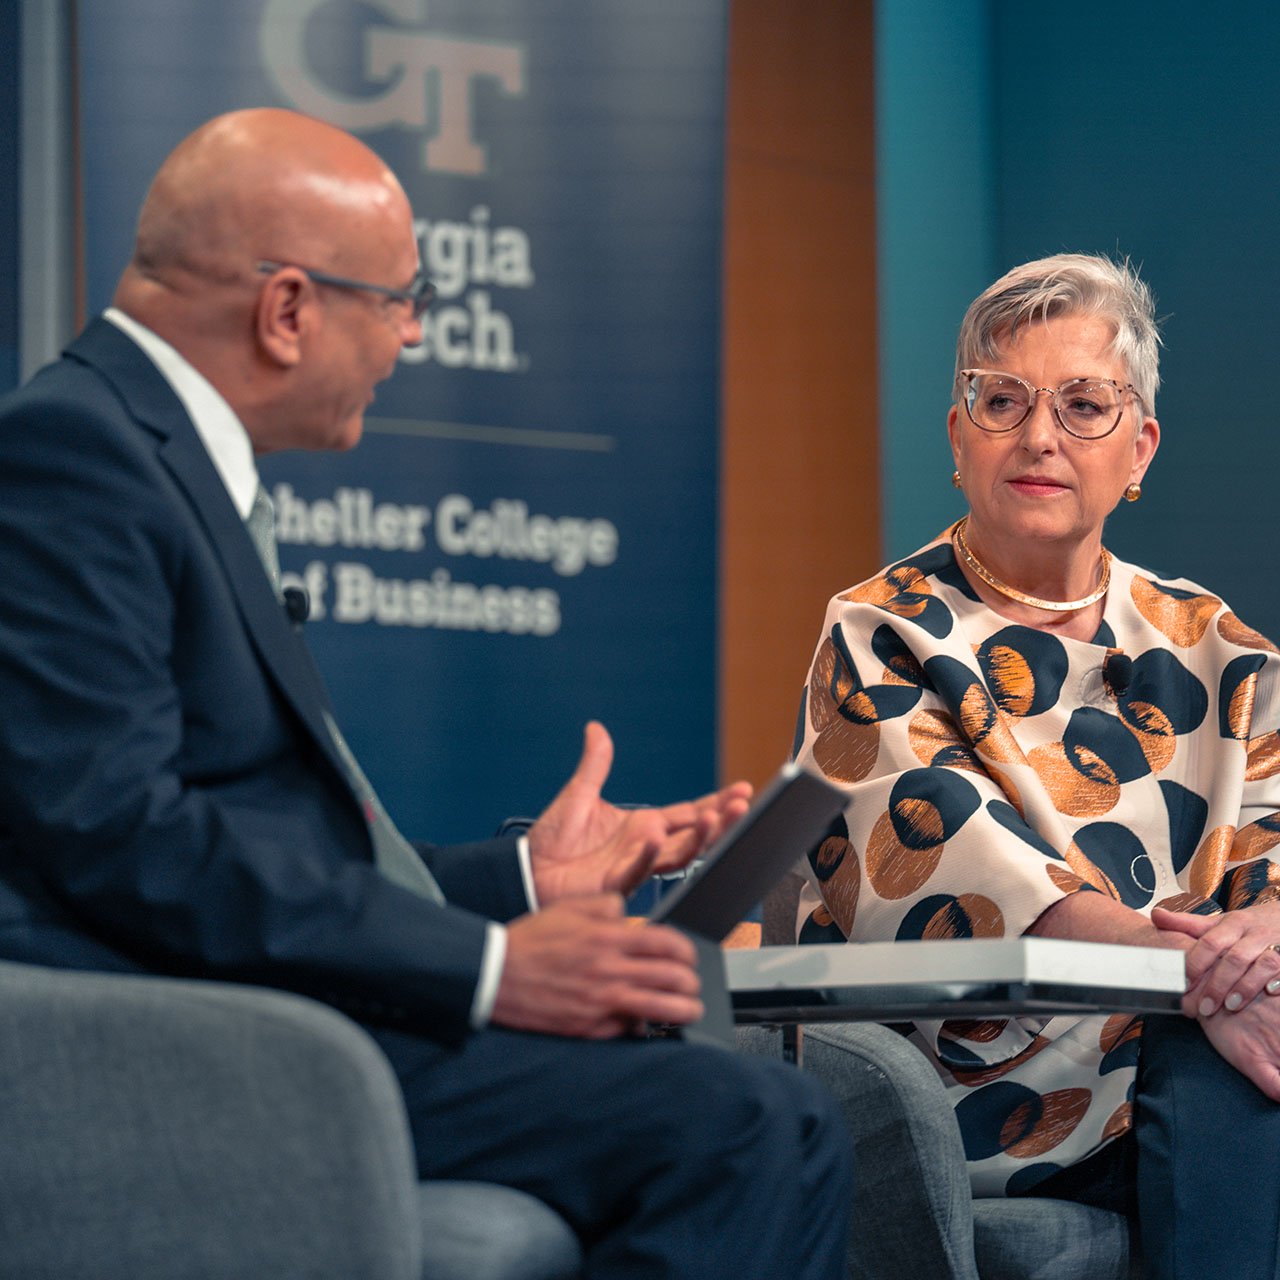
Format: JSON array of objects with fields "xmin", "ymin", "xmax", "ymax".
[{"xmin": 725, "ymin": 938, "xmax": 1185, "ymax": 996}]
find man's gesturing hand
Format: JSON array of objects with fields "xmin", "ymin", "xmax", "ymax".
[
  {"xmin": 527, "ymin": 721, "xmax": 751, "ymax": 905},
  {"xmin": 491, "ymin": 895, "xmax": 703, "ymax": 1039}
]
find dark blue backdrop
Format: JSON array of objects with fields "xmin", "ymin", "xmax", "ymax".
[{"xmin": 78, "ymin": 0, "xmax": 726, "ymax": 842}]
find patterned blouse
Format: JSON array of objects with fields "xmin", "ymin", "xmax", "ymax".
[{"xmin": 792, "ymin": 527, "xmax": 1280, "ymax": 1196}]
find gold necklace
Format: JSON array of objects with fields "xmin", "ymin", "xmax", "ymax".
[{"xmin": 952, "ymin": 517, "xmax": 1111, "ymax": 614}]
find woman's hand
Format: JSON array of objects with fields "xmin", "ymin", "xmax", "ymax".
[
  {"xmin": 1196, "ymin": 993, "xmax": 1280, "ymax": 1102},
  {"xmin": 1153, "ymin": 903, "xmax": 1280, "ymax": 1017}
]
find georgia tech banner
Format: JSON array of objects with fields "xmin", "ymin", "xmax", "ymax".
[{"xmin": 78, "ymin": 0, "xmax": 726, "ymax": 841}]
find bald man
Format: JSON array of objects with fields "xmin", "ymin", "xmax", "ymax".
[{"xmin": 0, "ymin": 110, "xmax": 853, "ymax": 1276}]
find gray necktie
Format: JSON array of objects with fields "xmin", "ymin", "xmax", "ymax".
[
  {"xmin": 244, "ymin": 485, "xmax": 444, "ymax": 903},
  {"xmin": 246, "ymin": 484, "xmax": 281, "ymax": 589}
]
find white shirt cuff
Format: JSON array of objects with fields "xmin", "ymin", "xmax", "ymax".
[
  {"xmin": 469, "ymin": 921, "xmax": 507, "ymax": 1028},
  {"xmin": 468, "ymin": 834, "xmax": 539, "ymax": 1029},
  {"xmin": 516, "ymin": 832, "xmax": 540, "ymax": 910}
]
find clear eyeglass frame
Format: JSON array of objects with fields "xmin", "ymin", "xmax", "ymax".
[{"xmin": 959, "ymin": 368, "xmax": 1141, "ymax": 440}]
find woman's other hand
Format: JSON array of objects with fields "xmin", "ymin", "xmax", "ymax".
[
  {"xmin": 1196, "ymin": 994, "xmax": 1280, "ymax": 1102},
  {"xmin": 1153, "ymin": 903, "xmax": 1280, "ymax": 1017}
]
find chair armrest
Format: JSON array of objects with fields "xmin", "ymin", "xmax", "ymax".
[
  {"xmin": 971, "ymin": 1198, "xmax": 1132, "ymax": 1280},
  {"xmin": 802, "ymin": 1024, "xmax": 980, "ymax": 1280},
  {"xmin": 0, "ymin": 961, "xmax": 422, "ymax": 1280},
  {"xmin": 739, "ymin": 1022, "xmax": 980, "ymax": 1280},
  {"xmin": 417, "ymin": 1182, "xmax": 583, "ymax": 1280}
]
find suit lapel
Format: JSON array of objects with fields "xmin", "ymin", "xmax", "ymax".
[{"xmin": 66, "ymin": 320, "xmax": 352, "ymax": 782}]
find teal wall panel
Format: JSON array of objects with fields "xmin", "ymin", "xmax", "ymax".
[
  {"xmin": 877, "ymin": 0, "xmax": 995, "ymax": 561},
  {"xmin": 879, "ymin": 0, "xmax": 1280, "ymax": 637},
  {"xmin": 992, "ymin": 0, "xmax": 1280, "ymax": 637}
]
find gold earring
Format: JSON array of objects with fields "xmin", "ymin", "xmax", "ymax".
[
  {"xmin": 1124, "ymin": 483, "xmax": 1142, "ymax": 503},
  {"xmin": 952, "ymin": 470, "xmax": 963, "ymax": 490}
]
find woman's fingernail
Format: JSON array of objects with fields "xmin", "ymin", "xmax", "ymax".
[
  {"xmin": 1267, "ymin": 979, "xmax": 1280, "ymax": 995},
  {"xmin": 1199, "ymin": 997, "xmax": 1216, "ymax": 1017},
  {"xmin": 1225, "ymin": 992, "xmax": 1244, "ymax": 1011}
]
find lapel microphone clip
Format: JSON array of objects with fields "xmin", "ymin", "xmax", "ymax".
[{"xmin": 282, "ymin": 585, "xmax": 310, "ymax": 625}]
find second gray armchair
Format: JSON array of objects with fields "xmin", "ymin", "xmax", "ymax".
[{"xmin": 0, "ymin": 960, "xmax": 582, "ymax": 1280}]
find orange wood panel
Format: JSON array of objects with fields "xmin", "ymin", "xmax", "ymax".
[{"xmin": 721, "ymin": 0, "xmax": 881, "ymax": 787}]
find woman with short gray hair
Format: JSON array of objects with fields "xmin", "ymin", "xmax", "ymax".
[{"xmin": 793, "ymin": 252, "xmax": 1280, "ymax": 1277}]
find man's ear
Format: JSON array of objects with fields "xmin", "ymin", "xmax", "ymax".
[{"xmin": 254, "ymin": 269, "xmax": 310, "ymax": 368}]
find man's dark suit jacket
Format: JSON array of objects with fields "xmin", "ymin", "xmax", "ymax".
[{"xmin": 0, "ymin": 319, "xmax": 529, "ymax": 1044}]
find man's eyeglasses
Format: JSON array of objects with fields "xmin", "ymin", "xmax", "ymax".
[
  {"xmin": 959, "ymin": 369, "xmax": 1141, "ymax": 440},
  {"xmin": 256, "ymin": 261, "xmax": 437, "ymax": 319}
]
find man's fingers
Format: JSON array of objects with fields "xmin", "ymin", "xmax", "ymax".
[
  {"xmin": 605, "ymin": 959, "xmax": 701, "ymax": 1000},
  {"xmin": 567, "ymin": 720, "xmax": 614, "ymax": 796},
  {"xmin": 555, "ymin": 892, "xmax": 627, "ymax": 920},
  {"xmin": 494, "ymin": 902, "xmax": 702, "ymax": 1037},
  {"xmin": 642, "ymin": 797, "xmax": 747, "ymax": 875},
  {"xmin": 627, "ymin": 921, "xmax": 699, "ymax": 965},
  {"xmin": 658, "ymin": 783, "xmax": 753, "ymax": 833},
  {"xmin": 645, "ymin": 796, "xmax": 753, "ymax": 875},
  {"xmin": 597, "ymin": 949, "xmax": 703, "ymax": 1024},
  {"xmin": 567, "ymin": 989, "xmax": 705, "ymax": 1038},
  {"xmin": 692, "ymin": 796, "xmax": 750, "ymax": 844},
  {"xmin": 648, "ymin": 828, "xmax": 703, "ymax": 875},
  {"xmin": 608, "ymin": 842, "xmax": 663, "ymax": 895},
  {"xmin": 611, "ymin": 989, "xmax": 704, "ymax": 1028}
]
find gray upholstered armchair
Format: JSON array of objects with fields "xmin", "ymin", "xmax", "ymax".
[
  {"xmin": 748, "ymin": 870, "xmax": 1136, "ymax": 1280},
  {"xmin": 0, "ymin": 960, "xmax": 582, "ymax": 1280},
  {"xmin": 740, "ymin": 1021, "xmax": 1133, "ymax": 1279}
]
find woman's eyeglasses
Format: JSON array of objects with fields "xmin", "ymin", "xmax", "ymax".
[{"xmin": 959, "ymin": 369, "xmax": 1141, "ymax": 440}]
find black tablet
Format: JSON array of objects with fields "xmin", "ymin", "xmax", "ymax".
[{"xmin": 648, "ymin": 763, "xmax": 847, "ymax": 941}]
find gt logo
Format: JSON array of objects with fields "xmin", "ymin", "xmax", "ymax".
[{"xmin": 260, "ymin": 0, "xmax": 525, "ymax": 176}]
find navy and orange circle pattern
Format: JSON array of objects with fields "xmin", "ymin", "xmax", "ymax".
[{"xmin": 793, "ymin": 534, "xmax": 1280, "ymax": 1194}]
